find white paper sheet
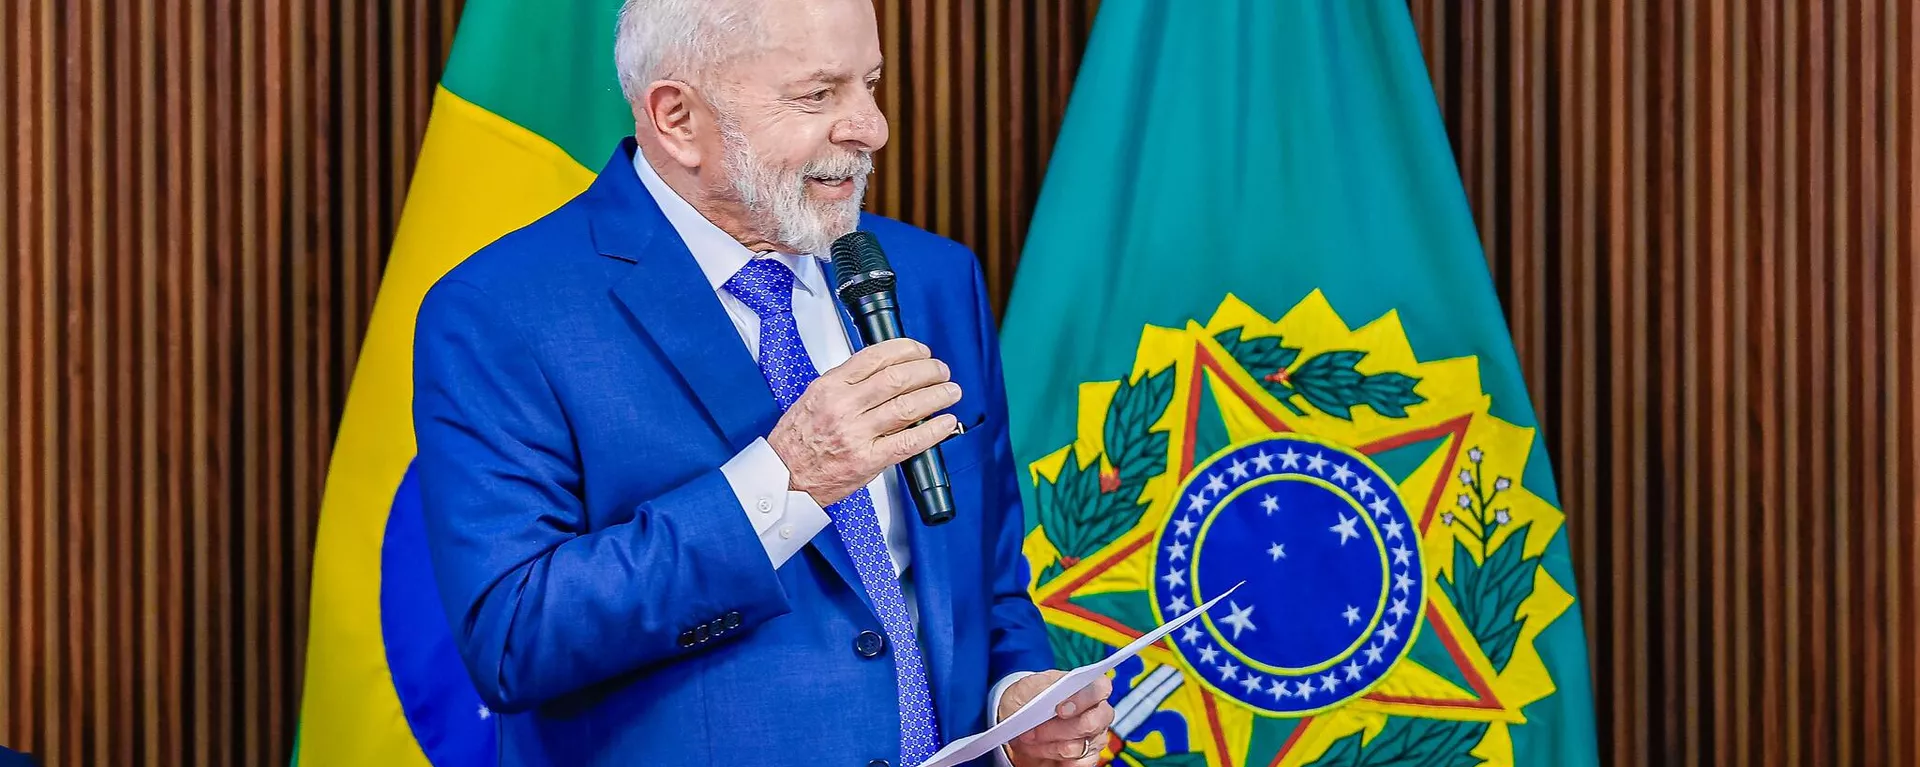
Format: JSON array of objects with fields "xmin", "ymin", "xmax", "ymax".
[{"xmin": 915, "ymin": 582, "xmax": 1243, "ymax": 767}]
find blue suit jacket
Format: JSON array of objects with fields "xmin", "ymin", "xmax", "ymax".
[{"xmin": 413, "ymin": 139, "xmax": 1054, "ymax": 767}]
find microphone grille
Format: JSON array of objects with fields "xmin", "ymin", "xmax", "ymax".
[{"xmin": 831, "ymin": 231, "xmax": 894, "ymax": 301}]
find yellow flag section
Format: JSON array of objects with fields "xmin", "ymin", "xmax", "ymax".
[{"xmin": 296, "ymin": 88, "xmax": 593, "ymax": 767}]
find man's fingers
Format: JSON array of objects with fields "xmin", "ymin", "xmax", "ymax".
[
  {"xmin": 847, "ymin": 358, "xmax": 951, "ymax": 414},
  {"xmin": 876, "ymin": 414, "xmax": 958, "ymax": 462},
  {"xmin": 828, "ymin": 338, "xmax": 929, "ymax": 385},
  {"xmin": 1020, "ymin": 703, "xmax": 1114, "ymax": 746},
  {"xmin": 866, "ymin": 381, "xmax": 962, "ymax": 434},
  {"xmin": 1054, "ymin": 675, "xmax": 1113, "ymax": 719}
]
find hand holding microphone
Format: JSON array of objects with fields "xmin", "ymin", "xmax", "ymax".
[
  {"xmin": 762, "ymin": 231, "xmax": 961, "ymax": 525},
  {"xmin": 764, "ymin": 337, "xmax": 960, "ymax": 508}
]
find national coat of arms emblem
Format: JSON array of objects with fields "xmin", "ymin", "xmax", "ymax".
[{"xmin": 1022, "ymin": 292, "xmax": 1577, "ymax": 767}]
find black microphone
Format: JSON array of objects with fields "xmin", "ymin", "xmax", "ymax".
[{"xmin": 830, "ymin": 231, "xmax": 957, "ymax": 526}]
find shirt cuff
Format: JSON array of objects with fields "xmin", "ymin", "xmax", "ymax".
[
  {"xmin": 989, "ymin": 671, "xmax": 1038, "ymax": 767},
  {"xmin": 720, "ymin": 438, "xmax": 831, "ymax": 569}
]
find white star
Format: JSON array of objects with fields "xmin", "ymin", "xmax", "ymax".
[
  {"xmin": 1329, "ymin": 512, "xmax": 1362, "ymax": 545},
  {"xmin": 1240, "ymin": 675, "xmax": 1264, "ymax": 694},
  {"xmin": 1331, "ymin": 462, "xmax": 1356, "ymax": 485},
  {"xmin": 1369, "ymin": 496, "xmax": 1394, "ymax": 519},
  {"xmin": 1392, "ymin": 544, "xmax": 1413, "ymax": 566},
  {"xmin": 1343, "ymin": 660, "xmax": 1365, "ymax": 681},
  {"xmin": 1186, "ymin": 492, "xmax": 1209, "ymax": 513},
  {"xmin": 1218, "ymin": 660, "xmax": 1240, "ymax": 680},
  {"xmin": 1261, "ymin": 495, "xmax": 1279, "ymax": 515},
  {"xmin": 1204, "ymin": 473, "xmax": 1228, "ymax": 495},
  {"xmin": 1198, "ymin": 645, "xmax": 1221, "ymax": 664},
  {"xmin": 1162, "ymin": 570, "xmax": 1186, "ymax": 589},
  {"xmin": 1382, "ymin": 518, "xmax": 1406, "ymax": 540},
  {"xmin": 1229, "ymin": 459, "xmax": 1250, "ymax": 480},
  {"xmin": 1320, "ymin": 672, "xmax": 1339, "ymax": 693},
  {"xmin": 1180, "ymin": 624, "xmax": 1204, "ymax": 644},
  {"xmin": 1342, "ymin": 604, "xmax": 1361, "ymax": 625},
  {"xmin": 1167, "ymin": 541, "xmax": 1189, "ymax": 561},
  {"xmin": 1251, "ymin": 450, "xmax": 1275, "ymax": 473},
  {"xmin": 1296, "ymin": 680, "xmax": 1316, "ymax": 700},
  {"xmin": 1305, "ymin": 452, "xmax": 1330, "ymax": 474},
  {"xmin": 1394, "ymin": 571, "xmax": 1415, "ymax": 594},
  {"xmin": 1278, "ymin": 446, "xmax": 1304, "ymax": 470},
  {"xmin": 477, "ymin": 705, "xmax": 492, "ymax": 720},
  {"xmin": 1268, "ymin": 542, "xmax": 1286, "ymax": 561},
  {"xmin": 1174, "ymin": 515, "xmax": 1198, "ymax": 538},
  {"xmin": 1268, "ymin": 678, "xmax": 1290, "ymax": 699},
  {"xmin": 1167, "ymin": 593, "xmax": 1191, "ymax": 613},
  {"xmin": 1220, "ymin": 601, "xmax": 1258, "ymax": 640},
  {"xmin": 1351, "ymin": 476, "xmax": 1375, "ymax": 499},
  {"xmin": 1363, "ymin": 643, "xmax": 1387, "ymax": 665},
  {"xmin": 1379, "ymin": 621, "xmax": 1401, "ymax": 644},
  {"xmin": 1389, "ymin": 597, "xmax": 1411, "ymax": 621}
]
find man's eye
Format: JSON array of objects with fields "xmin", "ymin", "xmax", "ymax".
[{"xmin": 805, "ymin": 89, "xmax": 831, "ymax": 103}]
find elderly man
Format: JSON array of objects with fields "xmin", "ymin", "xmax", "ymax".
[{"xmin": 411, "ymin": 0, "xmax": 1115, "ymax": 765}]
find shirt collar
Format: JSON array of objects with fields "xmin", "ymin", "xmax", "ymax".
[{"xmin": 631, "ymin": 148, "xmax": 819, "ymax": 295}]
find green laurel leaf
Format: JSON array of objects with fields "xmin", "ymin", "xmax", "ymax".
[
  {"xmin": 1046, "ymin": 623, "xmax": 1108, "ymax": 671},
  {"xmin": 1036, "ymin": 448, "xmax": 1100, "ymax": 561},
  {"xmin": 1128, "ymin": 752, "xmax": 1210, "ymax": 767},
  {"xmin": 1106, "ymin": 367, "xmax": 1175, "ymax": 485},
  {"xmin": 1301, "ymin": 716, "xmax": 1489, "ymax": 767},
  {"xmin": 1356, "ymin": 371, "xmax": 1426, "ymax": 418}
]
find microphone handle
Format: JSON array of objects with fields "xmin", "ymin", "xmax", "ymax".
[{"xmin": 851, "ymin": 300, "xmax": 957, "ymax": 526}]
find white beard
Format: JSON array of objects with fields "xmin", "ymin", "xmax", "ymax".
[{"xmin": 718, "ymin": 118, "xmax": 873, "ymax": 255}]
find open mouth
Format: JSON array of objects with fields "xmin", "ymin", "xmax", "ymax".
[{"xmin": 808, "ymin": 175, "xmax": 852, "ymax": 187}]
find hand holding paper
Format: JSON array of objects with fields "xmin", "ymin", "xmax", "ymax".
[{"xmin": 916, "ymin": 582, "xmax": 1244, "ymax": 767}]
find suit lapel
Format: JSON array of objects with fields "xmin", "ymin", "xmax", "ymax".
[{"xmin": 589, "ymin": 141, "xmax": 872, "ymax": 603}]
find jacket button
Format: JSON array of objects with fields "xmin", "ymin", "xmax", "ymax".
[
  {"xmin": 724, "ymin": 611, "xmax": 743, "ymax": 629},
  {"xmin": 676, "ymin": 630, "xmax": 696, "ymax": 648},
  {"xmin": 708, "ymin": 616, "xmax": 728, "ymax": 634},
  {"xmin": 868, "ymin": 761, "xmax": 890, "ymax": 767},
  {"xmin": 695, "ymin": 624, "xmax": 711, "ymax": 643},
  {"xmin": 853, "ymin": 630, "xmax": 886, "ymax": 658}
]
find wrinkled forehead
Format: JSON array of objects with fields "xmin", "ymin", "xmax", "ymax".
[{"xmin": 722, "ymin": 0, "xmax": 883, "ymax": 91}]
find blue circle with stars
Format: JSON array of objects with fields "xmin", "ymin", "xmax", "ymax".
[{"xmin": 1152, "ymin": 434, "xmax": 1425, "ymax": 717}]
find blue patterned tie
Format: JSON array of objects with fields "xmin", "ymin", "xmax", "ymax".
[{"xmin": 723, "ymin": 257, "xmax": 940, "ymax": 765}]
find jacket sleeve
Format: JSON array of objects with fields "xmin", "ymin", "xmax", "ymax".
[
  {"xmin": 964, "ymin": 257, "xmax": 1058, "ymax": 683},
  {"xmin": 412, "ymin": 278, "xmax": 792, "ymax": 714}
]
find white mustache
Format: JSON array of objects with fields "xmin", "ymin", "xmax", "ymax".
[{"xmin": 801, "ymin": 152, "xmax": 873, "ymax": 181}]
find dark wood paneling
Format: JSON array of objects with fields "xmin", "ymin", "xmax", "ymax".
[
  {"xmin": 1408, "ymin": 1, "xmax": 1920, "ymax": 765},
  {"xmin": 4, "ymin": 1, "xmax": 1916, "ymax": 765},
  {"xmin": 0, "ymin": 2, "xmax": 462, "ymax": 765}
]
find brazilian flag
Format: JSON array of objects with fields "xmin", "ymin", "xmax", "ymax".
[
  {"xmin": 295, "ymin": 2, "xmax": 630, "ymax": 764},
  {"xmin": 998, "ymin": 2, "xmax": 1600, "ymax": 766}
]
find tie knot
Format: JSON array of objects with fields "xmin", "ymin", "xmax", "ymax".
[{"xmin": 722, "ymin": 257, "xmax": 798, "ymax": 319}]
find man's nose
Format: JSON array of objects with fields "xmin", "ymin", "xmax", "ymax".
[{"xmin": 832, "ymin": 91, "xmax": 890, "ymax": 152}]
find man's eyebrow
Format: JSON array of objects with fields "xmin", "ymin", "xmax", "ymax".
[{"xmin": 794, "ymin": 61, "xmax": 885, "ymax": 86}]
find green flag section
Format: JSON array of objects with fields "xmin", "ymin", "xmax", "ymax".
[
  {"xmin": 294, "ymin": 2, "xmax": 630, "ymax": 765},
  {"xmin": 998, "ymin": 2, "xmax": 1598, "ymax": 766}
]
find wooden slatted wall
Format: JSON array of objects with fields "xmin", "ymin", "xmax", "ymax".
[
  {"xmin": 4, "ymin": 1, "xmax": 1916, "ymax": 765},
  {"xmin": 1407, "ymin": 1, "xmax": 1920, "ymax": 765}
]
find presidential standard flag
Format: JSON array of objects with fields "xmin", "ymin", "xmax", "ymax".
[
  {"xmin": 998, "ymin": 2, "xmax": 1600, "ymax": 766},
  {"xmin": 295, "ymin": 2, "xmax": 632, "ymax": 764}
]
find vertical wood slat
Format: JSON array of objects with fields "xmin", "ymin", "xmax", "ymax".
[{"xmin": 4, "ymin": 2, "xmax": 1918, "ymax": 766}]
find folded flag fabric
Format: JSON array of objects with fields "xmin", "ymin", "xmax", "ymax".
[
  {"xmin": 996, "ymin": 2, "xmax": 1601, "ymax": 765},
  {"xmin": 293, "ymin": 2, "xmax": 630, "ymax": 765}
]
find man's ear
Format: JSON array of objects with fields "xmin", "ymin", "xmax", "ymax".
[{"xmin": 640, "ymin": 80, "xmax": 705, "ymax": 168}]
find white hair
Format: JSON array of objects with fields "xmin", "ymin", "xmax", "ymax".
[{"xmin": 614, "ymin": 0, "xmax": 765, "ymax": 105}]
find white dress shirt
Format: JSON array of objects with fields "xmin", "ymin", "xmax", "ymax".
[{"xmin": 631, "ymin": 154, "xmax": 1030, "ymax": 756}]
